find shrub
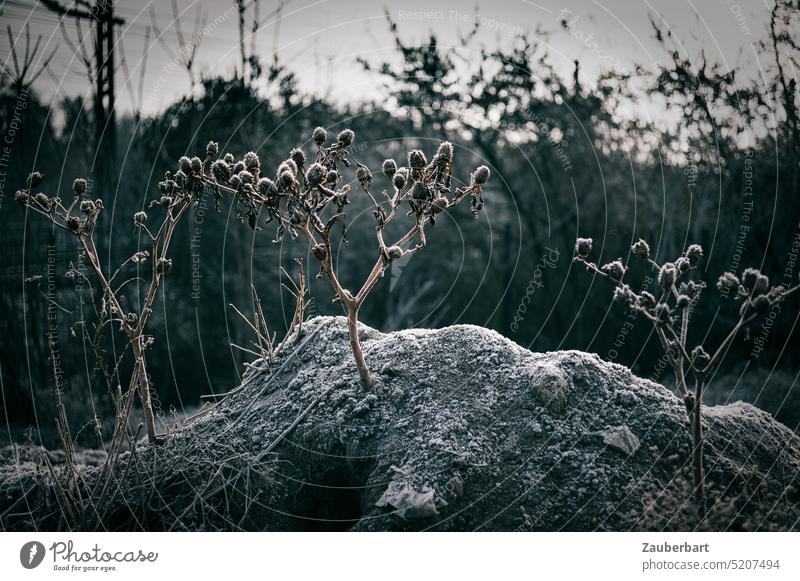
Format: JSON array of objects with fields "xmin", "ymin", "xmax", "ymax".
[
  {"xmin": 574, "ymin": 237, "xmax": 800, "ymax": 516},
  {"xmin": 205, "ymin": 129, "xmax": 491, "ymax": 387}
]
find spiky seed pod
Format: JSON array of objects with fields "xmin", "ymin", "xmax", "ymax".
[
  {"xmin": 435, "ymin": 141, "xmax": 454, "ymax": 164},
  {"xmin": 28, "ymin": 172, "xmax": 45, "ymax": 188},
  {"xmin": 638, "ymin": 291, "xmax": 656, "ymax": 309},
  {"xmin": 408, "ymin": 149, "xmax": 427, "ymax": 170},
  {"xmin": 80, "ymin": 200, "xmax": 96, "ymax": 214},
  {"xmin": 179, "ymin": 156, "xmax": 192, "ymax": 174},
  {"xmin": 393, "ymin": 171, "xmax": 406, "ymax": 190},
  {"xmin": 382, "ymin": 159, "xmax": 397, "ymax": 178},
  {"xmin": 312, "ymin": 126, "xmax": 327, "ymax": 146},
  {"xmin": 470, "ymin": 165, "xmax": 491, "ymax": 186},
  {"xmin": 631, "ymin": 238, "xmax": 650, "ymax": 259},
  {"xmin": 337, "ymin": 129, "xmax": 355, "ymax": 147},
  {"xmin": 206, "ymin": 141, "xmax": 219, "ymax": 158},
  {"xmin": 66, "ymin": 216, "xmax": 82, "ymax": 233},
  {"xmin": 312, "ymin": 244, "xmax": 327, "ymax": 261},
  {"xmin": 158, "ymin": 195, "xmax": 172, "ymax": 207},
  {"xmin": 410, "ymin": 181, "xmax": 428, "ymax": 200},
  {"xmin": 655, "ymin": 303, "xmax": 671, "ymax": 322},
  {"xmin": 613, "ymin": 284, "xmax": 635, "ymax": 305},
  {"xmin": 229, "ymin": 174, "xmax": 242, "ymax": 190},
  {"xmin": 157, "ymin": 258, "xmax": 173, "ymax": 274},
  {"xmin": 691, "ymin": 346, "xmax": 711, "ymax": 369},
  {"xmin": 257, "ymin": 178, "xmax": 275, "ymax": 196},
  {"xmin": 211, "ymin": 160, "xmax": 231, "ymax": 183},
  {"xmin": 752, "ymin": 295, "xmax": 770, "ymax": 313},
  {"xmin": 238, "ymin": 170, "xmax": 254, "ymax": 185},
  {"xmin": 279, "ymin": 170, "xmax": 295, "ymax": 188},
  {"xmin": 223, "ymin": 153, "xmax": 235, "ymax": 164},
  {"xmin": 326, "ymin": 170, "xmax": 339, "ymax": 184},
  {"xmin": 685, "ymin": 244, "xmax": 703, "ymax": 266},
  {"xmin": 289, "ymin": 148, "xmax": 306, "ymax": 169},
  {"xmin": 658, "ymin": 263, "xmax": 677, "ymax": 290},
  {"xmin": 679, "ymin": 281, "xmax": 701, "ymax": 299},
  {"xmin": 190, "ymin": 156, "xmax": 203, "ymax": 173},
  {"xmin": 741, "ymin": 268, "xmax": 760, "ymax": 291},
  {"xmin": 233, "ymin": 161, "xmax": 246, "ymax": 174},
  {"xmin": 34, "ymin": 192, "xmax": 49, "ymax": 207},
  {"xmin": 14, "ymin": 191, "xmax": 29, "ymax": 205},
  {"xmin": 575, "ymin": 237, "xmax": 592, "ymax": 258},
  {"xmin": 356, "ymin": 163, "xmax": 372, "ymax": 192},
  {"xmin": 676, "ymin": 294, "xmax": 690, "ymax": 309},
  {"xmin": 243, "ymin": 151, "xmax": 260, "ymax": 172},
  {"xmin": 386, "ymin": 246, "xmax": 403, "ymax": 260},
  {"xmin": 72, "ymin": 178, "xmax": 88, "ymax": 195},
  {"xmin": 753, "ymin": 274, "xmax": 770, "ymax": 297},
  {"xmin": 306, "ymin": 163, "xmax": 326, "ymax": 187},
  {"xmin": 134, "ymin": 211, "xmax": 148, "ymax": 226},
  {"xmin": 675, "ymin": 256, "xmax": 690, "ymax": 273},
  {"xmin": 716, "ymin": 271, "xmax": 739, "ymax": 293},
  {"xmin": 601, "ymin": 259, "xmax": 626, "ymax": 281}
]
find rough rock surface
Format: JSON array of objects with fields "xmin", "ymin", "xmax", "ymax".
[{"xmin": 3, "ymin": 316, "xmax": 799, "ymax": 531}]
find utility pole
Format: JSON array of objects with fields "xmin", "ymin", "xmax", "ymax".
[{"xmin": 41, "ymin": 0, "xmax": 124, "ymax": 189}]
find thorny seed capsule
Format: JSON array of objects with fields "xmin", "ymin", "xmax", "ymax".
[
  {"xmin": 233, "ymin": 161, "xmax": 246, "ymax": 174},
  {"xmin": 306, "ymin": 163, "xmax": 325, "ymax": 187},
  {"xmin": 258, "ymin": 177, "xmax": 276, "ymax": 195},
  {"xmin": 382, "ymin": 159, "xmax": 397, "ymax": 178},
  {"xmin": 471, "ymin": 165, "xmax": 491, "ymax": 186},
  {"xmin": 717, "ymin": 271, "xmax": 739, "ymax": 293},
  {"xmin": 14, "ymin": 191, "xmax": 29, "ymax": 205},
  {"xmin": 73, "ymin": 178, "xmax": 88, "ymax": 195},
  {"xmin": 411, "ymin": 181, "xmax": 428, "ymax": 200},
  {"xmin": 435, "ymin": 141, "xmax": 454, "ymax": 163},
  {"xmin": 393, "ymin": 172, "xmax": 406, "ymax": 190},
  {"xmin": 238, "ymin": 170, "xmax": 254, "ymax": 185},
  {"xmin": 326, "ymin": 170, "xmax": 339, "ymax": 184},
  {"xmin": 190, "ymin": 156, "xmax": 202, "ymax": 173},
  {"xmin": 753, "ymin": 274, "xmax": 770, "ymax": 296},
  {"xmin": 691, "ymin": 346, "xmax": 710, "ymax": 369},
  {"xmin": 675, "ymin": 257, "xmax": 690, "ymax": 273},
  {"xmin": 631, "ymin": 239, "xmax": 650, "ymax": 259},
  {"xmin": 741, "ymin": 268, "xmax": 760, "ymax": 291},
  {"xmin": 211, "ymin": 160, "xmax": 231, "ymax": 183},
  {"xmin": 28, "ymin": 172, "xmax": 44, "ymax": 188},
  {"xmin": 134, "ymin": 211, "xmax": 148, "ymax": 226},
  {"xmin": 206, "ymin": 141, "xmax": 219, "ymax": 158},
  {"xmin": 337, "ymin": 129, "xmax": 355, "ymax": 147},
  {"xmin": 613, "ymin": 284, "xmax": 635, "ymax": 305},
  {"xmin": 659, "ymin": 263, "xmax": 676, "ymax": 290},
  {"xmin": 34, "ymin": 192, "xmax": 49, "ymax": 206},
  {"xmin": 655, "ymin": 303, "xmax": 671, "ymax": 322},
  {"xmin": 676, "ymin": 294, "xmax": 690, "ymax": 309},
  {"xmin": 80, "ymin": 200, "xmax": 95, "ymax": 214},
  {"xmin": 66, "ymin": 216, "xmax": 82, "ymax": 233},
  {"xmin": 223, "ymin": 153, "xmax": 235, "ymax": 164},
  {"xmin": 179, "ymin": 156, "xmax": 192, "ymax": 174},
  {"xmin": 356, "ymin": 164, "xmax": 372, "ymax": 191},
  {"xmin": 244, "ymin": 151, "xmax": 260, "ymax": 171},
  {"xmin": 312, "ymin": 126, "xmax": 327, "ymax": 146},
  {"xmin": 639, "ymin": 291, "xmax": 656, "ymax": 309},
  {"xmin": 290, "ymin": 148, "xmax": 306, "ymax": 168},
  {"xmin": 685, "ymin": 244, "xmax": 703, "ymax": 267},
  {"xmin": 229, "ymin": 175, "xmax": 242, "ymax": 190},
  {"xmin": 408, "ymin": 149, "xmax": 427, "ymax": 169},
  {"xmin": 601, "ymin": 260, "xmax": 626, "ymax": 281},
  {"xmin": 575, "ymin": 237, "xmax": 592, "ymax": 258}
]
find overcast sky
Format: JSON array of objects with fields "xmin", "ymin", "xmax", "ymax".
[{"xmin": 1, "ymin": 0, "xmax": 771, "ymax": 117}]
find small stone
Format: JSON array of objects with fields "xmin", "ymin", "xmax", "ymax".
[{"xmin": 602, "ymin": 425, "xmax": 640, "ymax": 456}]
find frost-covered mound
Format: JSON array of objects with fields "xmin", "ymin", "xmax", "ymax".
[{"xmin": 3, "ymin": 316, "xmax": 799, "ymax": 531}]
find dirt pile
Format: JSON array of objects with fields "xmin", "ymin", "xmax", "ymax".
[{"xmin": 2, "ymin": 315, "xmax": 799, "ymax": 531}]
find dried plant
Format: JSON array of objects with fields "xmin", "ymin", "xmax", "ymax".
[
  {"xmin": 14, "ymin": 143, "xmax": 222, "ymax": 457},
  {"xmin": 574, "ymin": 237, "xmax": 800, "ymax": 515},
  {"xmin": 204, "ymin": 128, "xmax": 491, "ymax": 387}
]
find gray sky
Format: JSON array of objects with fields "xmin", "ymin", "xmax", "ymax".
[{"xmin": 1, "ymin": 0, "xmax": 771, "ymax": 117}]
